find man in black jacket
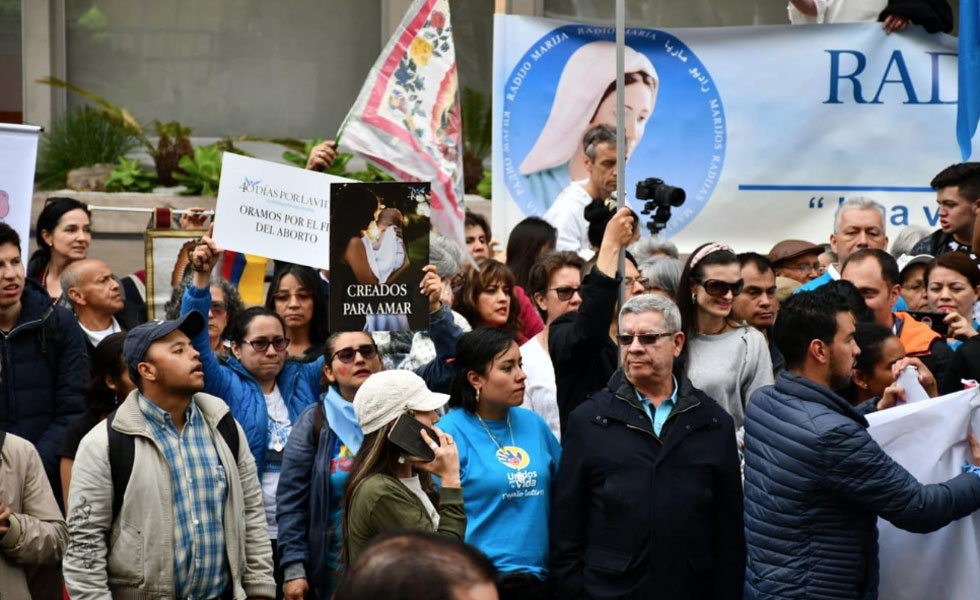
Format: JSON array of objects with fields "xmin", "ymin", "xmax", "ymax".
[
  {"xmin": 0, "ymin": 224, "xmax": 87, "ymax": 503},
  {"xmin": 913, "ymin": 162, "xmax": 980, "ymax": 257},
  {"xmin": 550, "ymin": 293, "xmax": 744, "ymax": 600},
  {"xmin": 549, "ymin": 207, "xmax": 645, "ymax": 432}
]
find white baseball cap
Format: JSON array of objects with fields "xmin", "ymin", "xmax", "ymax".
[
  {"xmin": 896, "ymin": 253, "xmax": 934, "ymax": 276},
  {"xmin": 353, "ymin": 370, "xmax": 450, "ymax": 434}
]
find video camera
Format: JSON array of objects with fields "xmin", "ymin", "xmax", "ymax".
[{"xmin": 636, "ymin": 177, "xmax": 685, "ymax": 235}]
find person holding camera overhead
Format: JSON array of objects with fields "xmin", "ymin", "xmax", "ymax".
[{"xmin": 341, "ymin": 370, "xmax": 465, "ymax": 566}]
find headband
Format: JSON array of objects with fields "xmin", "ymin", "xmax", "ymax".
[{"xmin": 689, "ymin": 242, "xmax": 734, "ymax": 270}]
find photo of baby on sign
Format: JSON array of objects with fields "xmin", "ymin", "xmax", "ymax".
[{"xmin": 329, "ymin": 182, "xmax": 430, "ymax": 333}]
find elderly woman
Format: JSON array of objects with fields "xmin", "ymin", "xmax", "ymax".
[
  {"xmin": 639, "ymin": 256, "xmax": 684, "ymax": 299},
  {"xmin": 165, "ymin": 272, "xmax": 244, "ymax": 356}
]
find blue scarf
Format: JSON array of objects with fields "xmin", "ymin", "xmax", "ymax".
[{"xmin": 322, "ymin": 386, "xmax": 363, "ymax": 453}]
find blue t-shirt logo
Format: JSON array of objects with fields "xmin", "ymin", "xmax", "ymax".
[{"xmin": 496, "ymin": 446, "xmax": 530, "ymax": 470}]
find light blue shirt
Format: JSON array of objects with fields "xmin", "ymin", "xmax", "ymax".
[{"xmin": 635, "ymin": 376, "xmax": 679, "ymax": 437}]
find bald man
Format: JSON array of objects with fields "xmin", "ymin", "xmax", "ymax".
[{"xmin": 61, "ymin": 259, "xmax": 143, "ymax": 352}]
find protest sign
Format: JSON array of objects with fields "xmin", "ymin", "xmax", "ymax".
[
  {"xmin": 867, "ymin": 387, "xmax": 980, "ymax": 599},
  {"xmin": 213, "ymin": 153, "xmax": 350, "ymax": 269},
  {"xmin": 492, "ymin": 19, "xmax": 980, "ymax": 252},
  {"xmin": 0, "ymin": 123, "xmax": 41, "ymax": 259},
  {"xmin": 329, "ymin": 182, "xmax": 431, "ymax": 332}
]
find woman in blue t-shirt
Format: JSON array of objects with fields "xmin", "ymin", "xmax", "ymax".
[{"xmin": 438, "ymin": 328, "xmax": 561, "ymax": 599}]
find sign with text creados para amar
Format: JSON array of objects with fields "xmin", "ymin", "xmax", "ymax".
[
  {"xmin": 492, "ymin": 18, "xmax": 980, "ymax": 252},
  {"xmin": 213, "ymin": 153, "xmax": 350, "ymax": 269}
]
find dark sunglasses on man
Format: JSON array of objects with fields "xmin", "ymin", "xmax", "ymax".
[
  {"xmin": 331, "ymin": 344, "xmax": 379, "ymax": 364},
  {"xmin": 695, "ymin": 278, "xmax": 744, "ymax": 298}
]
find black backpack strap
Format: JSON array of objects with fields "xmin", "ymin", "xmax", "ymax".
[
  {"xmin": 216, "ymin": 412, "xmax": 240, "ymax": 462},
  {"xmin": 106, "ymin": 411, "xmax": 134, "ymax": 523},
  {"xmin": 312, "ymin": 401, "xmax": 326, "ymax": 450}
]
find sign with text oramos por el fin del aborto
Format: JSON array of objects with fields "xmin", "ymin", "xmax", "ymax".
[
  {"xmin": 213, "ymin": 153, "xmax": 351, "ymax": 269},
  {"xmin": 329, "ymin": 182, "xmax": 431, "ymax": 333}
]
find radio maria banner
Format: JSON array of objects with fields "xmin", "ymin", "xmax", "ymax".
[{"xmin": 492, "ymin": 17, "xmax": 980, "ymax": 252}]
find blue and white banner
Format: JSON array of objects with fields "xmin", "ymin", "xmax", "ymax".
[{"xmin": 492, "ymin": 17, "xmax": 979, "ymax": 252}]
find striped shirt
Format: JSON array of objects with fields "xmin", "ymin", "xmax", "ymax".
[{"xmin": 138, "ymin": 394, "xmax": 230, "ymax": 599}]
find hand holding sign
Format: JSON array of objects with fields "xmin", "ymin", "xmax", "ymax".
[{"xmin": 191, "ymin": 224, "xmax": 222, "ymax": 289}]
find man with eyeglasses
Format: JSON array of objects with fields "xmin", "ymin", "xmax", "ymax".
[
  {"xmin": 64, "ymin": 312, "xmax": 276, "ymax": 599},
  {"xmin": 768, "ymin": 240, "xmax": 824, "ymax": 284},
  {"xmin": 551, "ymin": 293, "xmax": 744, "ymax": 599}
]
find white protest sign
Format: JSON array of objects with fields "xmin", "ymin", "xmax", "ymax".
[
  {"xmin": 867, "ymin": 387, "xmax": 980, "ymax": 600},
  {"xmin": 0, "ymin": 123, "xmax": 42, "ymax": 259},
  {"xmin": 213, "ymin": 153, "xmax": 351, "ymax": 269}
]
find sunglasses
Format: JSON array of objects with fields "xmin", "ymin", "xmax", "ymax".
[
  {"xmin": 550, "ymin": 286, "xmax": 582, "ymax": 301},
  {"xmin": 242, "ymin": 337, "xmax": 289, "ymax": 353},
  {"xmin": 616, "ymin": 332, "xmax": 675, "ymax": 346},
  {"xmin": 695, "ymin": 278, "xmax": 744, "ymax": 298},
  {"xmin": 210, "ymin": 302, "xmax": 227, "ymax": 316},
  {"xmin": 331, "ymin": 344, "xmax": 379, "ymax": 364}
]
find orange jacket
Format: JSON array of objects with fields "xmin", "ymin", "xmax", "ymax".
[{"xmin": 895, "ymin": 311, "xmax": 941, "ymax": 357}]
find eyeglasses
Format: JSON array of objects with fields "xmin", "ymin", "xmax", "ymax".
[
  {"xmin": 782, "ymin": 263, "xmax": 823, "ymax": 275},
  {"xmin": 549, "ymin": 286, "xmax": 582, "ymax": 301},
  {"xmin": 210, "ymin": 302, "xmax": 227, "ymax": 316},
  {"xmin": 695, "ymin": 278, "xmax": 744, "ymax": 297},
  {"xmin": 242, "ymin": 337, "xmax": 289, "ymax": 353},
  {"xmin": 273, "ymin": 291, "xmax": 314, "ymax": 303},
  {"xmin": 616, "ymin": 332, "xmax": 675, "ymax": 346},
  {"xmin": 624, "ymin": 276, "xmax": 650, "ymax": 288},
  {"xmin": 331, "ymin": 344, "xmax": 379, "ymax": 364}
]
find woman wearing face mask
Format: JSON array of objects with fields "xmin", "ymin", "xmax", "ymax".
[
  {"xmin": 57, "ymin": 332, "xmax": 135, "ymax": 509},
  {"xmin": 676, "ymin": 243, "xmax": 773, "ymax": 443},
  {"xmin": 341, "ymin": 370, "xmax": 465, "ymax": 566},
  {"xmin": 439, "ymin": 328, "xmax": 562, "ymax": 600},
  {"xmin": 521, "ymin": 251, "xmax": 585, "ymax": 440},
  {"xmin": 454, "ymin": 259, "xmax": 543, "ymax": 344},
  {"xmin": 183, "ymin": 229, "xmax": 325, "ymax": 595},
  {"xmin": 266, "ymin": 264, "xmax": 330, "ymax": 361},
  {"xmin": 276, "ymin": 331, "xmax": 386, "ymax": 600},
  {"xmin": 924, "ymin": 251, "xmax": 980, "ymax": 349}
]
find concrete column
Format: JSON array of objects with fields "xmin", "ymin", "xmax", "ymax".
[{"xmin": 22, "ymin": 0, "xmax": 53, "ymax": 128}]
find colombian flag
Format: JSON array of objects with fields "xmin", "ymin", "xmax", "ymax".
[{"xmin": 219, "ymin": 250, "xmax": 267, "ymax": 305}]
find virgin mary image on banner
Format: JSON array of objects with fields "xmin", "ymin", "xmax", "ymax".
[{"xmin": 518, "ymin": 41, "xmax": 659, "ymax": 210}]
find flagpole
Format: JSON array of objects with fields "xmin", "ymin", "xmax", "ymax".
[{"xmin": 615, "ymin": 0, "xmax": 627, "ymax": 319}]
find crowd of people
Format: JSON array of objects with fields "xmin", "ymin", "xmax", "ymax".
[{"xmin": 4, "ymin": 125, "xmax": 980, "ymax": 600}]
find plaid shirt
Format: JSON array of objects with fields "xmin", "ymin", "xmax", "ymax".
[{"xmin": 139, "ymin": 394, "xmax": 230, "ymax": 599}]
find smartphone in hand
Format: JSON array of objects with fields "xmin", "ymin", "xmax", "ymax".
[{"xmin": 387, "ymin": 414, "xmax": 439, "ymax": 462}]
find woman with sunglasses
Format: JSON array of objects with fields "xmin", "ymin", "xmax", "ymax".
[
  {"xmin": 276, "ymin": 331, "xmax": 386, "ymax": 600},
  {"xmin": 439, "ymin": 328, "xmax": 561, "ymax": 599},
  {"xmin": 165, "ymin": 272, "xmax": 244, "ymax": 356},
  {"xmin": 520, "ymin": 251, "xmax": 585, "ymax": 440},
  {"xmin": 183, "ymin": 230, "xmax": 326, "ymax": 595},
  {"xmin": 265, "ymin": 264, "xmax": 330, "ymax": 361},
  {"xmin": 676, "ymin": 242, "xmax": 773, "ymax": 443}
]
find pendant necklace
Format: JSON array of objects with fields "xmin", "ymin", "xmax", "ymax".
[{"xmin": 477, "ymin": 411, "xmax": 527, "ymax": 486}]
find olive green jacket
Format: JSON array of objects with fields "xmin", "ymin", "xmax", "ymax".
[{"xmin": 346, "ymin": 473, "xmax": 466, "ymax": 565}]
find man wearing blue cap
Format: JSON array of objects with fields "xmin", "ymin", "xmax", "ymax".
[{"xmin": 63, "ymin": 311, "xmax": 275, "ymax": 600}]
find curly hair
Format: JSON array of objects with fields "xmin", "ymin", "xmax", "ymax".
[{"xmin": 164, "ymin": 273, "xmax": 244, "ymax": 341}]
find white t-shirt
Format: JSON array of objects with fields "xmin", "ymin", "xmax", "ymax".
[
  {"xmin": 78, "ymin": 317, "xmax": 122, "ymax": 347},
  {"xmin": 544, "ymin": 181, "xmax": 594, "ymax": 259},
  {"xmin": 788, "ymin": 0, "xmax": 887, "ymax": 24},
  {"xmin": 261, "ymin": 385, "xmax": 292, "ymax": 538},
  {"xmin": 400, "ymin": 475, "xmax": 439, "ymax": 528},
  {"xmin": 520, "ymin": 335, "xmax": 561, "ymax": 441}
]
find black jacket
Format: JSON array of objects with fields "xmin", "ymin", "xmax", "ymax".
[
  {"xmin": 880, "ymin": 0, "xmax": 953, "ymax": 33},
  {"xmin": 550, "ymin": 370, "xmax": 745, "ymax": 600},
  {"xmin": 909, "ymin": 229, "xmax": 970, "ymax": 257},
  {"xmin": 944, "ymin": 337, "xmax": 980, "ymax": 389},
  {"xmin": 0, "ymin": 279, "xmax": 88, "ymax": 495},
  {"xmin": 549, "ymin": 265, "xmax": 620, "ymax": 432}
]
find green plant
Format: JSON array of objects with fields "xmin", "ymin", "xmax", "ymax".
[
  {"xmin": 282, "ymin": 137, "xmax": 325, "ymax": 168},
  {"xmin": 345, "ymin": 163, "xmax": 395, "ymax": 183},
  {"xmin": 476, "ymin": 169, "xmax": 492, "ymax": 199},
  {"xmin": 105, "ymin": 157, "xmax": 158, "ymax": 193},
  {"xmin": 172, "ymin": 145, "xmax": 222, "ymax": 196},
  {"xmin": 35, "ymin": 107, "xmax": 140, "ymax": 189},
  {"xmin": 153, "ymin": 120, "xmax": 194, "ymax": 186},
  {"xmin": 461, "ymin": 86, "xmax": 491, "ymax": 193}
]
